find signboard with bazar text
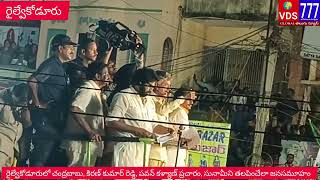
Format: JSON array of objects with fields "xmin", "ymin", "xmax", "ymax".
[{"xmin": 187, "ymin": 120, "xmax": 231, "ymax": 167}]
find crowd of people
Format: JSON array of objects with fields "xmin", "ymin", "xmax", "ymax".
[
  {"xmin": 0, "ymin": 34, "xmax": 198, "ymax": 169},
  {"xmin": 193, "ymin": 72, "xmax": 305, "ymax": 166}
]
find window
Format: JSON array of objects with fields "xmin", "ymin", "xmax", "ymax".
[
  {"xmin": 161, "ymin": 37, "xmax": 173, "ymax": 73},
  {"xmin": 201, "ymin": 47, "xmax": 265, "ymax": 92}
]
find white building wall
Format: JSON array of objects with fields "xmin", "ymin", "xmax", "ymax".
[
  {"xmin": 37, "ymin": 0, "xmax": 180, "ymax": 70},
  {"xmin": 35, "ymin": 0, "xmax": 268, "ymax": 88}
]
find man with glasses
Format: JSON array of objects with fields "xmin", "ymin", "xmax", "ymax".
[
  {"xmin": 149, "ymin": 70, "xmax": 184, "ymax": 167},
  {"xmin": 28, "ymin": 34, "xmax": 77, "ymax": 166}
]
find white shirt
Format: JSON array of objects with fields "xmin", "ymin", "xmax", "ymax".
[
  {"xmin": 62, "ymin": 80, "xmax": 104, "ymax": 154},
  {"xmin": 230, "ymin": 95, "xmax": 247, "ymax": 105},
  {"xmin": 149, "ymin": 96, "xmax": 184, "ymax": 162},
  {"xmin": 167, "ymin": 106, "xmax": 190, "ymax": 167},
  {"xmin": 151, "ymin": 95, "xmax": 184, "ymax": 127},
  {"xmin": 106, "ymin": 87, "xmax": 157, "ymax": 137}
]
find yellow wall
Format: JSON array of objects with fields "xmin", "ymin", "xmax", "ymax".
[{"xmin": 172, "ymin": 19, "xmax": 206, "ymax": 87}]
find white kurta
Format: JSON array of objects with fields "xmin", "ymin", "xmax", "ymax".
[
  {"xmin": 106, "ymin": 87, "xmax": 157, "ymax": 167},
  {"xmin": 149, "ymin": 96, "xmax": 184, "ymax": 164},
  {"xmin": 167, "ymin": 106, "xmax": 189, "ymax": 167}
]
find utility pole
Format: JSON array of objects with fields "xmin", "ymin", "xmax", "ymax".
[{"xmin": 251, "ymin": 0, "xmax": 276, "ymax": 166}]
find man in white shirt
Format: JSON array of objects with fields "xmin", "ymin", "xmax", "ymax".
[
  {"xmin": 62, "ymin": 61, "xmax": 111, "ymax": 166},
  {"xmin": 149, "ymin": 70, "xmax": 184, "ymax": 167},
  {"xmin": 167, "ymin": 88, "xmax": 196, "ymax": 167},
  {"xmin": 106, "ymin": 68, "xmax": 160, "ymax": 167}
]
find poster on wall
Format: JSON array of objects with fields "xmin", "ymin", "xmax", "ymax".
[
  {"xmin": 0, "ymin": 25, "xmax": 40, "ymax": 69},
  {"xmin": 279, "ymin": 140, "xmax": 319, "ymax": 166},
  {"xmin": 187, "ymin": 120, "xmax": 231, "ymax": 167},
  {"xmin": 0, "ymin": 21, "xmax": 40, "ymax": 89},
  {"xmin": 46, "ymin": 29, "xmax": 67, "ymax": 59}
]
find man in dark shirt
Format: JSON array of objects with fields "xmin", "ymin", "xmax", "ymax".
[
  {"xmin": 66, "ymin": 38, "xmax": 98, "ymax": 91},
  {"xmin": 28, "ymin": 34, "xmax": 77, "ymax": 166}
]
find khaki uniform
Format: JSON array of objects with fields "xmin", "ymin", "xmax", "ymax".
[{"xmin": 0, "ymin": 92, "xmax": 23, "ymax": 170}]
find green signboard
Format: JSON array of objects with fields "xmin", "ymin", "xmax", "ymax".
[{"xmin": 187, "ymin": 120, "xmax": 231, "ymax": 167}]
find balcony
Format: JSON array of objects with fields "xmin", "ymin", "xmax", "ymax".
[{"xmin": 182, "ymin": 0, "xmax": 276, "ymax": 21}]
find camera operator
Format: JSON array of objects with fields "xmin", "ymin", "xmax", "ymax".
[
  {"xmin": 106, "ymin": 36, "xmax": 145, "ymax": 106},
  {"xmin": 28, "ymin": 34, "xmax": 77, "ymax": 166}
]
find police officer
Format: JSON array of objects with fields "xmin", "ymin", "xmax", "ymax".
[{"xmin": 28, "ymin": 34, "xmax": 77, "ymax": 166}]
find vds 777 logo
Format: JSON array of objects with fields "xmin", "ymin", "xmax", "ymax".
[
  {"xmin": 278, "ymin": 0, "xmax": 320, "ymax": 26},
  {"xmin": 278, "ymin": 0, "xmax": 299, "ymax": 25}
]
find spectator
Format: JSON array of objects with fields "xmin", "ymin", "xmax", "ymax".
[
  {"xmin": 28, "ymin": 34, "xmax": 77, "ymax": 166},
  {"xmin": 25, "ymin": 43, "xmax": 38, "ymax": 69},
  {"xmin": 106, "ymin": 67, "xmax": 159, "ymax": 166},
  {"xmin": 66, "ymin": 38, "xmax": 98, "ymax": 92},
  {"xmin": 283, "ymin": 153, "xmax": 295, "ymax": 167},
  {"xmin": 275, "ymin": 88, "xmax": 299, "ymax": 134},
  {"xmin": 61, "ymin": 61, "xmax": 111, "ymax": 166},
  {"xmin": 0, "ymin": 83, "xmax": 30, "ymax": 170}
]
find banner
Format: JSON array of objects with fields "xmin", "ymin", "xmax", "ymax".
[
  {"xmin": 279, "ymin": 140, "xmax": 319, "ymax": 166},
  {"xmin": 187, "ymin": 120, "xmax": 231, "ymax": 167},
  {"xmin": 2, "ymin": 167, "xmax": 317, "ymax": 179},
  {"xmin": 0, "ymin": 1, "xmax": 70, "ymax": 20}
]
